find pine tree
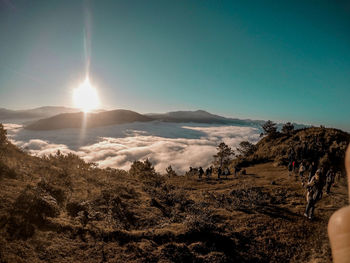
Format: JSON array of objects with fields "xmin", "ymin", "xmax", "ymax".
[
  {"xmin": 237, "ymin": 141, "xmax": 256, "ymax": 157},
  {"xmin": 281, "ymin": 122, "xmax": 294, "ymax": 135},
  {"xmin": 262, "ymin": 120, "xmax": 277, "ymax": 136},
  {"xmin": 213, "ymin": 142, "xmax": 235, "ymax": 168},
  {"xmin": 0, "ymin": 124, "xmax": 7, "ymax": 145}
]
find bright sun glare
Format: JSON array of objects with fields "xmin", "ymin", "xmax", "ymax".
[{"xmin": 73, "ymin": 77, "xmax": 100, "ymax": 113}]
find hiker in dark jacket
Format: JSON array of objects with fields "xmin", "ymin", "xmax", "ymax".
[
  {"xmin": 224, "ymin": 167, "xmax": 230, "ymax": 178},
  {"xmin": 304, "ymin": 170, "xmax": 323, "ymax": 220},
  {"xmin": 288, "ymin": 161, "xmax": 293, "ymax": 176},
  {"xmin": 288, "ymin": 148, "xmax": 295, "ymax": 161},
  {"xmin": 234, "ymin": 166, "xmax": 240, "ymax": 177},
  {"xmin": 205, "ymin": 167, "xmax": 210, "ymax": 179},
  {"xmin": 326, "ymin": 168, "xmax": 335, "ymax": 194},
  {"xmin": 217, "ymin": 167, "xmax": 222, "ymax": 179},
  {"xmin": 198, "ymin": 167, "xmax": 204, "ymax": 179}
]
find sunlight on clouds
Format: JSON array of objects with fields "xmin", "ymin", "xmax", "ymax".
[{"xmin": 5, "ymin": 122, "xmax": 260, "ymax": 173}]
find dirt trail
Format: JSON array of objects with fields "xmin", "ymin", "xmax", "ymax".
[
  {"xmin": 1, "ymin": 156, "xmax": 348, "ymax": 262},
  {"xmin": 169, "ymin": 163, "xmax": 348, "ymax": 262}
]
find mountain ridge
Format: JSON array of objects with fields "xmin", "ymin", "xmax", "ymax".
[
  {"xmin": 0, "ymin": 106, "xmax": 81, "ymax": 120},
  {"xmin": 0, "ymin": 107, "xmax": 309, "ymax": 131},
  {"xmin": 25, "ymin": 109, "xmax": 152, "ymax": 130}
]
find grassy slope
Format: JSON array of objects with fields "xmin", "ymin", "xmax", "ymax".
[{"xmin": 0, "ymin": 138, "xmax": 347, "ymax": 263}]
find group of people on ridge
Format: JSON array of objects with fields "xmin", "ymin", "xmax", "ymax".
[
  {"xmin": 188, "ymin": 165, "xmax": 241, "ymax": 180},
  {"xmin": 288, "ymin": 148, "xmax": 337, "ymax": 220}
]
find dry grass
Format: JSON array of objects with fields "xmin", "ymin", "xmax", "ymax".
[{"xmin": 0, "ymin": 129, "xmax": 348, "ymax": 262}]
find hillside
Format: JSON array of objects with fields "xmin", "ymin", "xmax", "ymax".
[
  {"xmin": 236, "ymin": 127, "xmax": 350, "ymax": 173},
  {"xmin": 25, "ymin": 110, "xmax": 153, "ymax": 130},
  {"xmin": 0, "ymin": 124, "xmax": 349, "ymax": 262}
]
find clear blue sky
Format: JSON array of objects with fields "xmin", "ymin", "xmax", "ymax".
[{"xmin": 0, "ymin": 0, "xmax": 349, "ymax": 130}]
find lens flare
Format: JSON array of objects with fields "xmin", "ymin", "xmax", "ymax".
[{"xmin": 73, "ymin": 77, "xmax": 99, "ymax": 113}]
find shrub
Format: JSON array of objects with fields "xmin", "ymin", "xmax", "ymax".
[
  {"xmin": 66, "ymin": 201, "xmax": 87, "ymax": 217},
  {"xmin": 6, "ymin": 186, "xmax": 60, "ymax": 239},
  {"xmin": 185, "ymin": 207, "xmax": 218, "ymax": 234},
  {"xmin": 0, "ymin": 160, "xmax": 17, "ymax": 179},
  {"xmin": 37, "ymin": 180, "xmax": 67, "ymax": 206},
  {"xmin": 129, "ymin": 158, "xmax": 156, "ymax": 178},
  {"xmin": 12, "ymin": 188, "xmax": 60, "ymax": 222},
  {"xmin": 236, "ymin": 141, "xmax": 256, "ymax": 157}
]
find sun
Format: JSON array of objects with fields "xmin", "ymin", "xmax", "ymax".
[{"xmin": 73, "ymin": 77, "xmax": 100, "ymax": 113}]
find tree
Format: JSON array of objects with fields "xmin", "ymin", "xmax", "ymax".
[
  {"xmin": 281, "ymin": 122, "xmax": 294, "ymax": 135},
  {"xmin": 0, "ymin": 124, "xmax": 7, "ymax": 158},
  {"xmin": 262, "ymin": 120, "xmax": 277, "ymax": 136},
  {"xmin": 213, "ymin": 142, "xmax": 235, "ymax": 168},
  {"xmin": 0, "ymin": 124, "xmax": 7, "ymax": 146},
  {"xmin": 237, "ymin": 141, "xmax": 256, "ymax": 157}
]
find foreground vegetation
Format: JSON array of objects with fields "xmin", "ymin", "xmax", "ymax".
[{"xmin": 0, "ymin": 124, "xmax": 349, "ymax": 262}]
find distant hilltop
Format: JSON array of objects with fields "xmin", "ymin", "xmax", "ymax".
[
  {"xmin": 0, "ymin": 106, "xmax": 80, "ymax": 120},
  {"xmin": 25, "ymin": 110, "xmax": 152, "ymax": 130},
  {"xmin": 0, "ymin": 106, "xmax": 307, "ymax": 131},
  {"xmin": 146, "ymin": 110, "xmax": 265, "ymax": 126},
  {"xmin": 23, "ymin": 109, "xmax": 272, "ymax": 131}
]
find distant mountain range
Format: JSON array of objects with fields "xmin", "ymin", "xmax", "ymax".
[
  {"xmin": 25, "ymin": 110, "xmax": 152, "ymax": 130},
  {"xmin": 0, "ymin": 106, "xmax": 307, "ymax": 131},
  {"xmin": 24, "ymin": 109, "xmax": 269, "ymax": 130},
  {"xmin": 146, "ymin": 110, "xmax": 266, "ymax": 126},
  {"xmin": 0, "ymin": 106, "xmax": 80, "ymax": 120}
]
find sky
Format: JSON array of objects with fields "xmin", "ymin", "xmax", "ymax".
[{"xmin": 0, "ymin": 0, "xmax": 349, "ymax": 130}]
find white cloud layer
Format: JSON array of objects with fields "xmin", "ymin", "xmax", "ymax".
[{"xmin": 4, "ymin": 122, "xmax": 260, "ymax": 173}]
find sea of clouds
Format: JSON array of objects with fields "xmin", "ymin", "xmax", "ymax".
[{"xmin": 4, "ymin": 122, "xmax": 261, "ymax": 173}]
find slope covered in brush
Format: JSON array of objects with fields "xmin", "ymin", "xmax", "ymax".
[
  {"xmin": 0, "ymin": 124, "xmax": 349, "ymax": 262},
  {"xmin": 236, "ymin": 127, "xmax": 350, "ymax": 172}
]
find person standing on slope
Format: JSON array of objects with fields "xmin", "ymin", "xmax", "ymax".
[
  {"xmin": 326, "ymin": 168, "xmax": 335, "ymax": 194},
  {"xmin": 198, "ymin": 167, "xmax": 204, "ymax": 179},
  {"xmin": 299, "ymin": 162, "xmax": 306, "ymax": 185},
  {"xmin": 305, "ymin": 170, "xmax": 323, "ymax": 220},
  {"xmin": 308, "ymin": 161, "xmax": 317, "ymax": 182},
  {"xmin": 217, "ymin": 167, "xmax": 222, "ymax": 180},
  {"xmin": 288, "ymin": 161, "xmax": 293, "ymax": 176},
  {"xmin": 205, "ymin": 167, "xmax": 210, "ymax": 179}
]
